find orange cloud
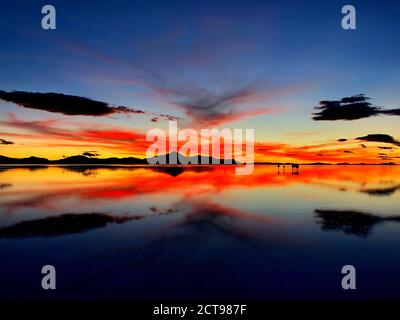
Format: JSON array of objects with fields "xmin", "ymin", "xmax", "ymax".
[{"xmin": 1, "ymin": 114, "xmax": 398, "ymax": 164}]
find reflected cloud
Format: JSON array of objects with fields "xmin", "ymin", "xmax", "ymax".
[
  {"xmin": 151, "ymin": 199, "xmax": 283, "ymax": 248},
  {"xmin": 359, "ymin": 185, "xmax": 400, "ymax": 196},
  {"xmin": 1, "ymin": 166, "xmax": 400, "ymax": 216},
  {"xmin": 0, "ymin": 183, "xmax": 12, "ymax": 190},
  {"xmin": 0, "ymin": 213, "xmax": 144, "ymax": 238},
  {"xmin": 314, "ymin": 209, "xmax": 400, "ymax": 238}
]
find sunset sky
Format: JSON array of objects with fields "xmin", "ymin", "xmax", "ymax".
[{"xmin": 1, "ymin": 0, "xmax": 399, "ymax": 163}]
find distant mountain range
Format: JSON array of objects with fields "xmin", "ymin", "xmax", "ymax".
[
  {"xmin": 0, "ymin": 153, "xmax": 396, "ymax": 165},
  {"xmin": 0, "ymin": 152, "xmax": 239, "ymax": 165}
]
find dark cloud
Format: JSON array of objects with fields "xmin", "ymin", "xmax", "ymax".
[
  {"xmin": 380, "ymin": 109, "xmax": 400, "ymax": 116},
  {"xmin": 0, "ymin": 90, "xmax": 178, "ymax": 121},
  {"xmin": 82, "ymin": 151, "xmax": 100, "ymax": 157},
  {"xmin": 356, "ymin": 134, "xmax": 400, "ymax": 147},
  {"xmin": 312, "ymin": 94, "xmax": 400, "ymax": 121},
  {"xmin": 360, "ymin": 144, "xmax": 367, "ymax": 148},
  {"xmin": 0, "ymin": 138, "xmax": 13, "ymax": 145},
  {"xmin": 337, "ymin": 138, "xmax": 347, "ymax": 142},
  {"xmin": 0, "ymin": 90, "xmax": 136, "ymax": 116},
  {"xmin": 343, "ymin": 150, "xmax": 353, "ymax": 153}
]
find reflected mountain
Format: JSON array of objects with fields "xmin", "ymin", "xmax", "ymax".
[
  {"xmin": 62, "ymin": 166, "xmax": 100, "ymax": 176},
  {"xmin": 151, "ymin": 166, "xmax": 214, "ymax": 177},
  {"xmin": 26, "ymin": 166, "xmax": 49, "ymax": 172},
  {"xmin": 152, "ymin": 166, "xmax": 185, "ymax": 177},
  {"xmin": 314, "ymin": 209, "xmax": 400, "ymax": 238},
  {"xmin": 0, "ymin": 213, "xmax": 144, "ymax": 238},
  {"xmin": 3, "ymin": 165, "xmax": 400, "ymax": 215}
]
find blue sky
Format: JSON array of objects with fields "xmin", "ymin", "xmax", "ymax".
[{"xmin": 0, "ymin": 0, "xmax": 399, "ymax": 161}]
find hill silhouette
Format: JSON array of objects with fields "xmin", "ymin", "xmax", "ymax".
[
  {"xmin": 0, "ymin": 154, "xmax": 396, "ymax": 165},
  {"xmin": 0, "ymin": 153, "xmax": 239, "ymax": 165}
]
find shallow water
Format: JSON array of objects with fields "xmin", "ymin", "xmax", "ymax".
[{"xmin": 0, "ymin": 165, "xmax": 400, "ymax": 299}]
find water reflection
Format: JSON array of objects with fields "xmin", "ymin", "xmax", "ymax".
[
  {"xmin": 62, "ymin": 167, "xmax": 99, "ymax": 177},
  {"xmin": 359, "ymin": 185, "xmax": 400, "ymax": 196},
  {"xmin": 0, "ymin": 213, "xmax": 143, "ymax": 238},
  {"xmin": 1, "ymin": 165, "xmax": 400, "ymax": 299},
  {"xmin": 314, "ymin": 209, "xmax": 400, "ymax": 238},
  {"xmin": 0, "ymin": 183, "xmax": 12, "ymax": 190}
]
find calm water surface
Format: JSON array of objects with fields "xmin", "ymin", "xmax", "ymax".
[{"xmin": 0, "ymin": 165, "xmax": 399, "ymax": 299}]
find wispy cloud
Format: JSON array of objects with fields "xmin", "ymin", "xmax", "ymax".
[
  {"xmin": 148, "ymin": 81, "xmax": 296, "ymax": 126},
  {"xmin": 0, "ymin": 114, "xmax": 151, "ymax": 154}
]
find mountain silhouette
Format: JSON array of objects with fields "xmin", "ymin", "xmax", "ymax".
[
  {"xmin": 0, "ymin": 155, "xmax": 50, "ymax": 164},
  {"xmin": 0, "ymin": 154, "xmax": 395, "ymax": 165},
  {"xmin": 0, "ymin": 153, "xmax": 238, "ymax": 165}
]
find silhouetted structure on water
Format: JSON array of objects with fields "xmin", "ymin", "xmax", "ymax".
[{"xmin": 277, "ymin": 163, "xmax": 300, "ymax": 174}]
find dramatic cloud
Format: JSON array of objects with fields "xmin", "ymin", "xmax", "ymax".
[
  {"xmin": 337, "ymin": 139, "xmax": 347, "ymax": 142},
  {"xmin": 0, "ymin": 114, "xmax": 152, "ymax": 154},
  {"xmin": 356, "ymin": 134, "xmax": 400, "ymax": 147},
  {"xmin": 0, "ymin": 138, "xmax": 13, "ymax": 145},
  {"xmin": 89, "ymin": 74, "xmax": 301, "ymax": 125},
  {"xmin": 312, "ymin": 94, "xmax": 400, "ymax": 121},
  {"xmin": 0, "ymin": 90, "xmax": 178, "ymax": 121},
  {"xmin": 150, "ymin": 82, "xmax": 284, "ymax": 126}
]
